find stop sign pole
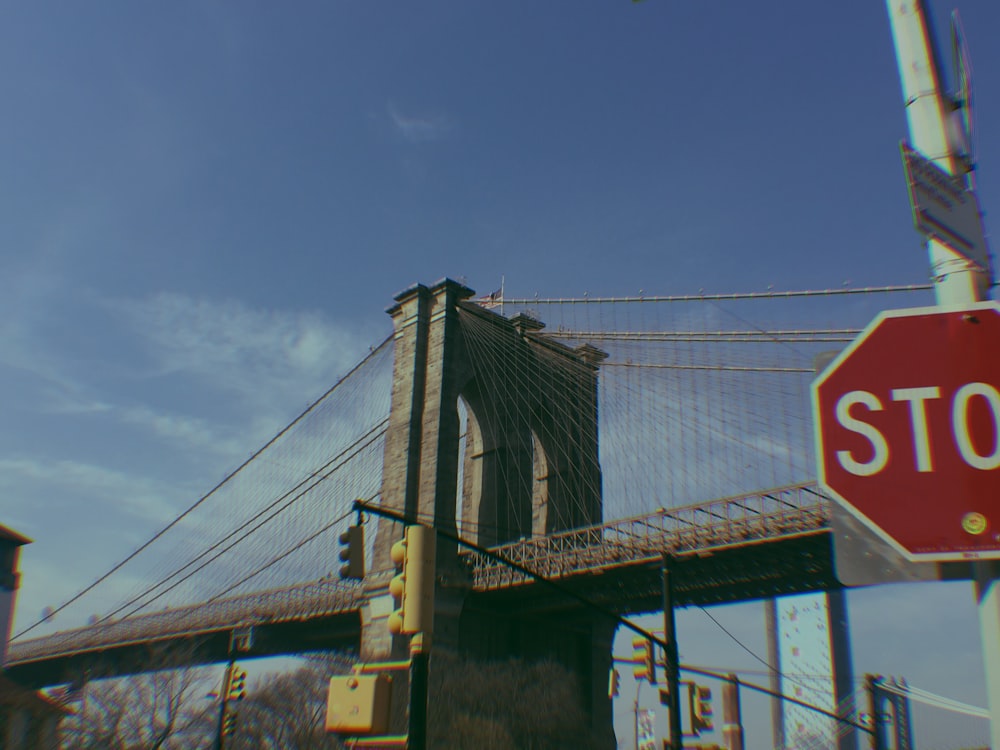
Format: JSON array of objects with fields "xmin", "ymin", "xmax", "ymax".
[
  {"xmin": 814, "ymin": 302, "xmax": 1000, "ymax": 562},
  {"xmin": 883, "ymin": 2, "xmax": 997, "ymax": 742}
]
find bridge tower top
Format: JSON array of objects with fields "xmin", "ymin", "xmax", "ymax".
[{"xmin": 365, "ymin": 278, "xmax": 605, "ymax": 655}]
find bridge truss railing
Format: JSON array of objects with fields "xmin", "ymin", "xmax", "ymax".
[
  {"xmin": 466, "ymin": 482, "xmax": 831, "ymax": 589},
  {"xmin": 10, "ymin": 579, "xmax": 363, "ymax": 665},
  {"xmin": 13, "ymin": 485, "xmax": 831, "ymax": 668}
]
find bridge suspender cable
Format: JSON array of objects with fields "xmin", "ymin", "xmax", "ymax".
[
  {"xmin": 878, "ymin": 681, "xmax": 990, "ymax": 720},
  {"xmin": 354, "ymin": 499, "xmax": 874, "ymax": 736},
  {"xmin": 93, "ymin": 421, "xmax": 388, "ymax": 626},
  {"xmin": 501, "ymin": 283, "xmax": 932, "ymax": 305},
  {"xmin": 12, "ymin": 336, "xmax": 392, "ymax": 641}
]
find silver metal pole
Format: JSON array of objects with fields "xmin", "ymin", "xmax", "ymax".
[
  {"xmin": 885, "ymin": 3, "xmax": 998, "ymax": 746},
  {"xmin": 885, "ymin": 0, "xmax": 990, "ymax": 303}
]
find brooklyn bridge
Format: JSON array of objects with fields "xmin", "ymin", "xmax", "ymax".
[{"xmin": 7, "ymin": 278, "xmax": 934, "ymax": 744}]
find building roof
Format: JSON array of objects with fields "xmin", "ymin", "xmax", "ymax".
[
  {"xmin": 0, "ymin": 672, "xmax": 70, "ymax": 714},
  {"xmin": 0, "ymin": 524, "xmax": 31, "ymax": 546}
]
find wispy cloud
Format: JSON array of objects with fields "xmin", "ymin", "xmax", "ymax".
[
  {"xmin": 104, "ymin": 291, "xmax": 376, "ymax": 410},
  {"xmin": 2, "ymin": 283, "xmax": 377, "ymax": 457},
  {"xmin": 110, "ymin": 293, "xmax": 357, "ymax": 377},
  {"xmin": 1, "ymin": 288, "xmax": 386, "ymax": 635},
  {"xmin": 117, "ymin": 404, "xmax": 246, "ymax": 458},
  {"xmin": 387, "ymin": 102, "xmax": 454, "ymax": 143},
  {"xmin": 43, "ymin": 396, "xmax": 114, "ymax": 416},
  {"xmin": 0, "ymin": 456, "xmax": 183, "ymax": 527}
]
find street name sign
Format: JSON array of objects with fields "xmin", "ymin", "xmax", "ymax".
[
  {"xmin": 900, "ymin": 142, "xmax": 990, "ymax": 273},
  {"xmin": 813, "ymin": 302, "xmax": 1000, "ymax": 562}
]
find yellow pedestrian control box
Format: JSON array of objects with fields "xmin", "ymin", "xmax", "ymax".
[{"xmin": 325, "ymin": 674, "xmax": 392, "ymax": 735}]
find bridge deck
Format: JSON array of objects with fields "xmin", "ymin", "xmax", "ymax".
[
  {"xmin": 8, "ymin": 483, "xmax": 834, "ymax": 686},
  {"xmin": 467, "ymin": 482, "xmax": 828, "ymax": 589}
]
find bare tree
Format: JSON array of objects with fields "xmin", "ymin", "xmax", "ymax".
[
  {"xmin": 61, "ymin": 667, "xmax": 215, "ymax": 749},
  {"xmin": 245, "ymin": 650, "xmax": 606, "ymax": 750},
  {"xmin": 224, "ymin": 656, "xmax": 347, "ymax": 750},
  {"xmin": 59, "ymin": 647, "xmax": 604, "ymax": 749},
  {"xmin": 427, "ymin": 651, "xmax": 607, "ymax": 750},
  {"xmin": 58, "ymin": 645, "xmax": 216, "ymax": 749}
]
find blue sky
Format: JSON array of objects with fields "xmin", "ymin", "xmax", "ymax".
[{"xmin": 2, "ymin": 1, "xmax": 998, "ymax": 747}]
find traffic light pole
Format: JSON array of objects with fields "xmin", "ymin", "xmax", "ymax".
[
  {"xmin": 408, "ymin": 633, "xmax": 430, "ymax": 750},
  {"xmin": 214, "ymin": 659, "xmax": 234, "ymax": 750},
  {"xmin": 356, "ymin": 500, "xmax": 874, "ymax": 741},
  {"xmin": 633, "ymin": 683, "xmax": 639, "ymax": 750},
  {"xmin": 662, "ymin": 554, "xmax": 682, "ymax": 750}
]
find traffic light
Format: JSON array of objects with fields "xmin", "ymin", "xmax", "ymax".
[
  {"xmin": 222, "ymin": 710, "xmax": 238, "ymax": 736},
  {"xmin": 388, "ymin": 524, "xmax": 436, "ymax": 636},
  {"xmin": 608, "ymin": 668, "xmax": 621, "ymax": 698},
  {"xmin": 688, "ymin": 683, "xmax": 714, "ymax": 734},
  {"xmin": 632, "ymin": 636, "xmax": 655, "ymax": 683},
  {"xmin": 338, "ymin": 524, "xmax": 365, "ymax": 580},
  {"xmin": 227, "ymin": 667, "xmax": 247, "ymax": 702}
]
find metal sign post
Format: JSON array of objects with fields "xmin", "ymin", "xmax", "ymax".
[
  {"xmin": 900, "ymin": 142, "xmax": 990, "ymax": 272},
  {"xmin": 884, "ymin": 1, "xmax": 998, "ymax": 743}
]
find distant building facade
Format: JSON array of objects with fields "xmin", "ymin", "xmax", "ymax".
[{"xmin": 0, "ymin": 524, "xmax": 67, "ymax": 749}]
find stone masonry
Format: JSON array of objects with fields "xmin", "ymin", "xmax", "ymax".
[{"xmin": 359, "ymin": 279, "xmax": 614, "ymax": 746}]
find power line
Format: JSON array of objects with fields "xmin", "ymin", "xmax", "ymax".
[
  {"xmin": 696, "ymin": 606, "xmax": 774, "ymax": 672},
  {"xmin": 695, "ymin": 606, "xmax": 826, "ymax": 698}
]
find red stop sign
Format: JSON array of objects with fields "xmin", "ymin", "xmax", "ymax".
[{"xmin": 813, "ymin": 302, "xmax": 1000, "ymax": 562}]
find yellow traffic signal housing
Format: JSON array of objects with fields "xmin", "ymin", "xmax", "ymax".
[
  {"xmin": 688, "ymin": 683, "xmax": 714, "ymax": 734},
  {"xmin": 338, "ymin": 524, "xmax": 365, "ymax": 580},
  {"xmin": 608, "ymin": 668, "xmax": 621, "ymax": 698},
  {"xmin": 326, "ymin": 674, "xmax": 392, "ymax": 735},
  {"xmin": 388, "ymin": 524, "xmax": 436, "ymax": 636},
  {"xmin": 227, "ymin": 668, "xmax": 247, "ymax": 701},
  {"xmin": 631, "ymin": 636, "xmax": 655, "ymax": 683},
  {"xmin": 222, "ymin": 711, "xmax": 238, "ymax": 736}
]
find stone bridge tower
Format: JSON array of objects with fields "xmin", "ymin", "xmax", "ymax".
[{"xmin": 360, "ymin": 279, "xmax": 615, "ymax": 745}]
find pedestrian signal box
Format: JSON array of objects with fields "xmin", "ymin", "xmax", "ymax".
[{"xmin": 325, "ymin": 674, "xmax": 392, "ymax": 735}]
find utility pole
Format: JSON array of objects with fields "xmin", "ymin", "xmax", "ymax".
[
  {"xmin": 721, "ymin": 674, "xmax": 744, "ymax": 750},
  {"xmin": 662, "ymin": 554, "xmax": 682, "ymax": 750},
  {"xmin": 633, "ymin": 681, "xmax": 640, "ymax": 750},
  {"xmin": 885, "ymin": 3, "xmax": 998, "ymax": 746},
  {"xmin": 886, "ymin": 1, "xmax": 990, "ymax": 303},
  {"xmin": 763, "ymin": 599, "xmax": 785, "ymax": 750}
]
